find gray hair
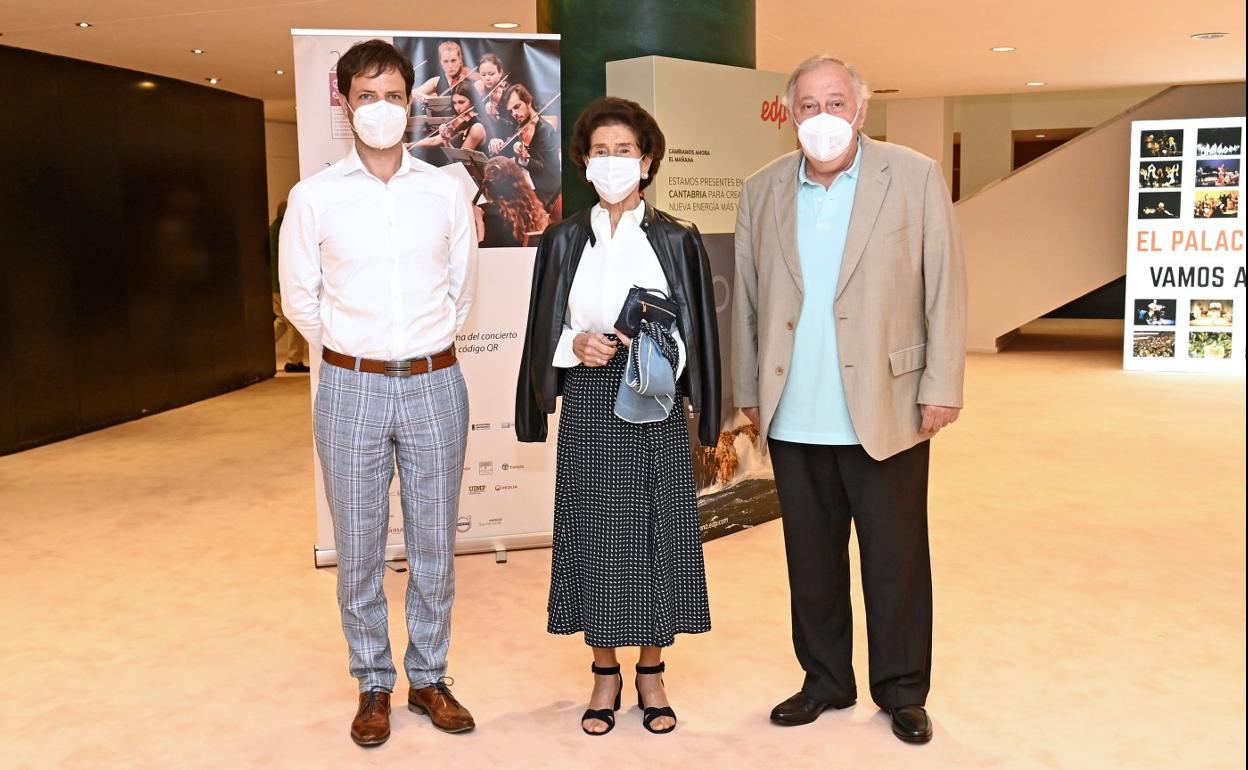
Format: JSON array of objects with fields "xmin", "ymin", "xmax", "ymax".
[{"xmin": 784, "ymin": 55, "xmax": 871, "ymax": 108}]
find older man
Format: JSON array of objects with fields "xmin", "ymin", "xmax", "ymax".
[{"xmin": 732, "ymin": 55, "xmax": 966, "ymax": 744}]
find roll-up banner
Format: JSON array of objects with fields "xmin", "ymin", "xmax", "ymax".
[
  {"xmin": 1124, "ymin": 117, "xmax": 1245, "ymax": 373},
  {"xmin": 290, "ymin": 29, "xmax": 561, "ymax": 566}
]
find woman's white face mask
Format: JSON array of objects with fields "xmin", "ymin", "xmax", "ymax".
[
  {"xmin": 796, "ymin": 106, "xmax": 861, "ymax": 163},
  {"xmin": 585, "ymin": 156, "xmax": 642, "ymax": 204}
]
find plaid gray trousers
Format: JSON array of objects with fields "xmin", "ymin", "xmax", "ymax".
[{"xmin": 313, "ymin": 361, "xmax": 469, "ymax": 693}]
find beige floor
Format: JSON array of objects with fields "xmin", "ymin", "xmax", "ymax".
[{"xmin": 1, "ymin": 319, "xmax": 1243, "ymax": 770}]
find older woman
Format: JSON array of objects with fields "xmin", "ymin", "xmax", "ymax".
[{"xmin": 516, "ymin": 97, "xmax": 721, "ymax": 735}]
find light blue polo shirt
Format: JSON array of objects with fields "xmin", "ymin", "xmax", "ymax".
[{"xmin": 769, "ymin": 147, "xmax": 862, "ymax": 445}]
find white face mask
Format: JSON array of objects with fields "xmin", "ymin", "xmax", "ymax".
[
  {"xmin": 796, "ymin": 108, "xmax": 860, "ymax": 163},
  {"xmin": 585, "ymin": 156, "xmax": 643, "ymax": 204},
  {"xmin": 346, "ymin": 99, "xmax": 408, "ymax": 150}
]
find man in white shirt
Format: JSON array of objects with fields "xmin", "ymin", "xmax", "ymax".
[{"xmin": 279, "ymin": 39, "xmax": 478, "ymax": 747}]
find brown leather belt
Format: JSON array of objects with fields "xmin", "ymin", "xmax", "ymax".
[{"xmin": 322, "ymin": 345, "xmax": 457, "ymax": 377}]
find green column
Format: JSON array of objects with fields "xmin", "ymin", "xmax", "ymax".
[{"xmin": 538, "ymin": 0, "xmax": 756, "ymax": 212}]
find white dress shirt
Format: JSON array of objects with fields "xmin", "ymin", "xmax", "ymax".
[
  {"xmin": 279, "ymin": 146, "xmax": 478, "ymax": 360},
  {"xmin": 553, "ymin": 201, "xmax": 685, "ymax": 375}
]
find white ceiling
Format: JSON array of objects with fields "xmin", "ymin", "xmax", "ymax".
[{"xmin": 1, "ymin": 0, "xmax": 1243, "ymax": 122}]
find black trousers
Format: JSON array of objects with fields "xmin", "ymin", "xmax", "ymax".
[{"xmin": 768, "ymin": 438, "xmax": 932, "ymax": 709}]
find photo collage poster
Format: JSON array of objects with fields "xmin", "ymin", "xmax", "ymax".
[{"xmin": 1124, "ymin": 117, "xmax": 1245, "ymax": 372}]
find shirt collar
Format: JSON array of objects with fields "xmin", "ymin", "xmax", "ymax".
[
  {"xmin": 798, "ymin": 140, "xmax": 863, "ymax": 188},
  {"xmin": 342, "ymin": 144, "xmax": 416, "ymax": 180},
  {"xmin": 591, "ymin": 198, "xmax": 647, "ymax": 226}
]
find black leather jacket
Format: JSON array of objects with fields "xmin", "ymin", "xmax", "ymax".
[{"xmin": 515, "ymin": 203, "xmax": 722, "ymax": 447}]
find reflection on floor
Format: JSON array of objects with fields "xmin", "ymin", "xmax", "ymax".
[{"xmin": 1, "ymin": 319, "xmax": 1243, "ymax": 769}]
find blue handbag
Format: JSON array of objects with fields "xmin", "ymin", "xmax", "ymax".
[{"xmin": 613, "ymin": 322, "xmax": 677, "ymax": 424}]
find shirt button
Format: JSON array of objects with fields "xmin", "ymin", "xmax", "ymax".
[{"xmin": 775, "ymin": 366, "xmax": 784, "ymax": 375}]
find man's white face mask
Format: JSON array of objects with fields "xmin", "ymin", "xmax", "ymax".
[
  {"xmin": 796, "ymin": 106, "xmax": 861, "ymax": 163},
  {"xmin": 346, "ymin": 99, "xmax": 409, "ymax": 150}
]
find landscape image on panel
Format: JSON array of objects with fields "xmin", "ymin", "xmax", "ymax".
[
  {"xmin": 1138, "ymin": 160, "xmax": 1182, "ymax": 189},
  {"xmin": 1133, "ymin": 331, "xmax": 1175, "ymax": 357},
  {"xmin": 1139, "ymin": 191, "xmax": 1181, "ymax": 219},
  {"xmin": 1190, "ymin": 299, "xmax": 1233, "ymax": 327},
  {"xmin": 1193, "ymin": 190, "xmax": 1239, "ymax": 218},
  {"xmin": 1189, "ymin": 331, "xmax": 1232, "ymax": 359},
  {"xmin": 1140, "ymin": 129, "xmax": 1183, "ymax": 157},
  {"xmin": 1195, "ymin": 159, "xmax": 1239, "ymax": 187},
  {"xmin": 1196, "ymin": 127, "xmax": 1242, "ymax": 157},
  {"xmin": 1133, "ymin": 298, "xmax": 1176, "ymax": 326}
]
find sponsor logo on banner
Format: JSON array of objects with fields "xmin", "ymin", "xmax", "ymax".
[
  {"xmin": 502, "ymin": 463, "xmax": 526, "ymax": 471},
  {"xmin": 471, "ymin": 423, "xmax": 492, "ymax": 431},
  {"xmin": 501, "ymin": 420, "xmax": 515, "ymax": 429},
  {"xmin": 467, "ymin": 484, "xmax": 487, "ymax": 495},
  {"xmin": 760, "ymin": 95, "xmax": 788, "ymax": 129},
  {"xmin": 478, "ymin": 461, "xmax": 494, "ymax": 475},
  {"xmin": 456, "ymin": 515, "xmax": 472, "ymax": 533},
  {"xmin": 494, "ymin": 484, "xmax": 519, "ymax": 492}
]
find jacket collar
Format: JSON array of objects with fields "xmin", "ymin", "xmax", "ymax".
[{"xmin": 768, "ymin": 136, "xmax": 890, "ymax": 298}]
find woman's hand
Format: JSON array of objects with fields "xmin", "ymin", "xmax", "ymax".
[{"xmin": 573, "ymin": 333, "xmax": 618, "ymax": 367}]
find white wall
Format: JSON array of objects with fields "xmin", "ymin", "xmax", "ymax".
[{"xmin": 264, "ymin": 119, "xmax": 300, "ymax": 221}]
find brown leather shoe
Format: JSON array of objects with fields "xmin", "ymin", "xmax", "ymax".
[
  {"xmin": 350, "ymin": 691, "xmax": 391, "ymax": 747},
  {"xmin": 408, "ymin": 680, "xmax": 475, "ymax": 733}
]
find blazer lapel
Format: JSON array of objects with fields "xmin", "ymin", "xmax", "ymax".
[
  {"xmin": 770, "ymin": 154, "xmax": 804, "ymax": 295},
  {"xmin": 836, "ymin": 137, "xmax": 891, "ymax": 300}
]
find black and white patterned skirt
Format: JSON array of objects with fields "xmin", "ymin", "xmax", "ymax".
[{"xmin": 546, "ymin": 337, "xmax": 711, "ymax": 648}]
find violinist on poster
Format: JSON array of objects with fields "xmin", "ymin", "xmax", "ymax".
[
  {"xmin": 413, "ymin": 80, "xmax": 486, "ymax": 152},
  {"xmin": 414, "ymin": 40, "xmax": 478, "ymax": 109},
  {"xmin": 489, "ymin": 84, "xmax": 561, "ymax": 212}
]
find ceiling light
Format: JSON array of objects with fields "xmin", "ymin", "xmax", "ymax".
[
  {"xmin": 492, "ymin": 21, "xmax": 520, "ymax": 29},
  {"xmin": 275, "ymin": 69, "xmax": 286, "ymax": 75},
  {"xmin": 873, "ymin": 88, "xmax": 900, "ymax": 94},
  {"xmin": 137, "ymin": 81, "xmax": 157, "ymax": 90},
  {"xmin": 1190, "ymin": 32, "xmax": 1228, "ymax": 40},
  {"xmin": 206, "ymin": 77, "xmax": 220, "ymax": 85},
  {"xmin": 1035, "ymin": 134, "xmax": 1047, "ymax": 138},
  {"xmin": 191, "ymin": 48, "xmax": 205, "ymax": 54},
  {"xmin": 76, "ymin": 22, "xmax": 92, "ymax": 28},
  {"xmin": 990, "ymin": 46, "xmax": 1016, "ymax": 53},
  {"xmin": 1026, "ymin": 81, "xmax": 1046, "ymax": 87}
]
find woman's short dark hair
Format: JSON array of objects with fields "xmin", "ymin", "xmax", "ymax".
[
  {"xmin": 336, "ymin": 40, "xmax": 415, "ymax": 98},
  {"xmin": 570, "ymin": 97, "xmax": 665, "ymax": 191}
]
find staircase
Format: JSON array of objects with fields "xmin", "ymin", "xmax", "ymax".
[{"xmin": 956, "ymin": 82, "xmax": 1246, "ymax": 352}]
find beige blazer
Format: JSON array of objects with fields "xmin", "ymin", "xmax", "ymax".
[{"xmin": 731, "ymin": 138, "xmax": 966, "ymax": 461}]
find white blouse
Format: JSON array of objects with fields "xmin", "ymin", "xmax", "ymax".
[{"xmin": 552, "ymin": 201, "xmax": 685, "ymax": 376}]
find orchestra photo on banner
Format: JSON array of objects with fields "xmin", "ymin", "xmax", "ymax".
[{"xmin": 397, "ymin": 36, "xmax": 561, "ymax": 248}]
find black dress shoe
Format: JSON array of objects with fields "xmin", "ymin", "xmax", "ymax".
[
  {"xmin": 888, "ymin": 705, "xmax": 933, "ymax": 744},
  {"xmin": 770, "ymin": 691, "xmax": 855, "ymax": 726},
  {"xmin": 284, "ymin": 362, "xmax": 310, "ymax": 373}
]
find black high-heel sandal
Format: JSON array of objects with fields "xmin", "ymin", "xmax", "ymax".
[
  {"xmin": 636, "ymin": 662, "xmax": 677, "ymax": 734},
  {"xmin": 581, "ymin": 663, "xmax": 623, "ymax": 736}
]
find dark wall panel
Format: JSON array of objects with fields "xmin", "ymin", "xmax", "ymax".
[{"xmin": 0, "ymin": 45, "xmax": 272, "ymax": 455}]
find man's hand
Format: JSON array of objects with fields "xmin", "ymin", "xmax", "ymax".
[
  {"xmin": 573, "ymin": 333, "xmax": 618, "ymax": 367},
  {"xmin": 918, "ymin": 404, "xmax": 961, "ymax": 436},
  {"xmin": 742, "ymin": 407, "xmax": 760, "ymax": 429}
]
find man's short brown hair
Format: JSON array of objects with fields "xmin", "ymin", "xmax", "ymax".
[
  {"xmin": 569, "ymin": 97, "xmax": 665, "ymax": 191},
  {"xmin": 336, "ymin": 39, "xmax": 415, "ymax": 98}
]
